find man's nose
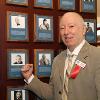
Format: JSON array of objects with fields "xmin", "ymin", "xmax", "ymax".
[{"xmin": 64, "ymin": 27, "xmax": 70, "ymax": 34}]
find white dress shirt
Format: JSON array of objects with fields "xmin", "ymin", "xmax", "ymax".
[{"xmin": 64, "ymin": 39, "xmax": 85, "ymax": 79}]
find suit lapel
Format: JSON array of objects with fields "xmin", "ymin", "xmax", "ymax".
[
  {"xmin": 71, "ymin": 41, "xmax": 89, "ymax": 72},
  {"xmin": 59, "ymin": 50, "xmax": 67, "ymax": 85},
  {"xmin": 59, "ymin": 42, "xmax": 90, "ymax": 84}
]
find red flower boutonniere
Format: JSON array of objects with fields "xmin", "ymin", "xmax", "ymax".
[
  {"xmin": 67, "ymin": 60, "xmax": 86, "ymax": 79},
  {"xmin": 68, "ymin": 64, "xmax": 81, "ymax": 79}
]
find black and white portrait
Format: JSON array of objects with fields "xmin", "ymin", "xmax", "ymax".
[
  {"xmin": 11, "ymin": 15, "xmax": 25, "ymax": 29},
  {"xmin": 39, "ymin": 18, "xmax": 51, "ymax": 30},
  {"xmin": 39, "ymin": 53, "xmax": 51, "ymax": 66},
  {"xmin": 11, "ymin": 53, "xmax": 25, "ymax": 66}
]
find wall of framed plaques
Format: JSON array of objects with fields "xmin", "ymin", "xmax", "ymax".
[{"xmin": 0, "ymin": 0, "xmax": 97, "ymax": 100}]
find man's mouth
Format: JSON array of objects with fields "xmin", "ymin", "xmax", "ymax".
[{"xmin": 64, "ymin": 36, "xmax": 73, "ymax": 40}]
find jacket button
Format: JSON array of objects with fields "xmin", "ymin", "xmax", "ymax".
[{"xmin": 59, "ymin": 91, "xmax": 62, "ymax": 94}]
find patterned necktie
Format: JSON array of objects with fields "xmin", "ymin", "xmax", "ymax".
[
  {"xmin": 67, "ymin": 54, "xmax": 74, "ymax": 75},
  {"xmin": 64, "ymin": 54, "xmax": 74, "ymax": 93}
]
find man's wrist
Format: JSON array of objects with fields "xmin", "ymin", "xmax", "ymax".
[{"xmin": 24, "ymin": 74, "xmax": 34, "ymax": 84}]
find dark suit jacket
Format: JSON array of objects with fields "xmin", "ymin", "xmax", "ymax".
[{"xmin": 25, "ymin": 41, "xmax": 100, "ymax": 100}]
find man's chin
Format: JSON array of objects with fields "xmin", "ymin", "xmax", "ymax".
[
  {"xmin": 64, "ymin": 41, "xmax": 73, "ymax": 46},
  {"xmin": 65, "ymin": 43, "xmax": 76, "ymax": 48}
]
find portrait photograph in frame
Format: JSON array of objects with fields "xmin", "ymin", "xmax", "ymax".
[
  {"xmin": 34, "ymin": 14, "xmax": 54, "ymax": 42},
  {"xmin": 7, "ymin": 11, "xmax": 29, "ymax": 41},
  {"xmin": 34, "ymin": 49, "xmax": 54, "ymax": 77},
  {"xmin": 7, "ymin": 49, "xmax": 29, "ymax": 79},
  {"xmin": 58, "ymin": 0, "xmax": 75, "ymax": 10},
  {"xmin": 6, "ymin": 0, "xmax": 28, "ymax": 6},
  {"xmin": 80, "ymin": 0, "xmax": 96, "ymax": 13},
  {"xmin": 7, "ymin": 87, "xmax": 28, "ymax": 100},
  {"xmin": 84, "ymin": 19, "xmax": 96, "ymax": 43},
  {"xmin": 34, "ymin": 0, "xmax": 53, "ymax": 8}
]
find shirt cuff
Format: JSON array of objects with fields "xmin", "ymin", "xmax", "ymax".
[{"xmin": 24, "ymin": 74, "xmax": 34, "ymax": 84}]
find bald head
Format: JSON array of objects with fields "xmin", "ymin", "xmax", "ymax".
[{"xmin": 60, "ymin": 12, "xmax": 85, "ymax": 26}]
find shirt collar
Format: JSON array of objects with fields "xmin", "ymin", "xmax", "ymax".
[{"xmin": 67, "ymin": 39, "xmax": 86, "ymax": 56}]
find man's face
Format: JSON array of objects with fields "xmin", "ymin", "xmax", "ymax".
[
  {"xmin": 42, "ymin": 54, "xmax": 46, "ymax": 59},
  {"xmin": 59, "ymin": 13, "xmax": 86, "ymax": 50},
  {"xmin": 15, "ymin": 17, "xmax": 20, "ymax": 24},
  {"xmin": 44, "ymin": 20, "xmax": 48, "ymax": 25},
  {"xmin": 15, "ymin": 56, "xmax": 21, "ymax": 63},
  {"xmin": 16, "ymin": 91, "xmax": 21, "ymax": 98},
  {"xmin": 87, "ymin": 23, "xmax": 90, "ymax": 27}
]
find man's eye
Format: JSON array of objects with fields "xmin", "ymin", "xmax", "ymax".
[
  {"xmin": 69, "ymin": 25, "xmax": 74, "ymax": 28},
  {"xmin": 60, "ymin": 27, "xmax": 64, "ymax": 29}
]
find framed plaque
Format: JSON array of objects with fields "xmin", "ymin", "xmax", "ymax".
[
  {"xmin": 58, "ymin": 0, "xmax": 75, "ymax": 10},
  {"xmin": 34, "ymin": 14, "xmax": 54, "ymax": 42},
  {"xmin": 34, "ymin": 49, "xmax": 54, "ymax": 77},
  {"xmin": 7, "ymin": 49, "xmax": 29, "ymax": 79},
  {"xmin": 6, "ymin": 0, "xmax": 28, "ymax": 6},
  {"xmin": 7, "ymin": 87, "xmax": 28, "ymax": 100},
  {"xmin": 7, "ymin": 11, "xmax": 29, "ymax": 41},
  {"xmin": 84, "ymin": 19, "xmax": 96, "ymax": 43},
  {"xmin": 80, "ymin": 0, "xmax": 95, "ymax": 13},
  {"xmin": 34, "ymin": 0, "xmax": 53, "ymax": 8}
]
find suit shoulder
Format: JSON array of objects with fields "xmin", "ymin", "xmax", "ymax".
[
  {"xmin": 89, "ymin": 45, "xmax": 100, "ymax": 54},
  {"xmin": 53, "ymin": 50, "xmax": 66, "ymax": 61},
  {"xmin": 88, "ymin": 45, "xmax": 100, "ymax": 61}
]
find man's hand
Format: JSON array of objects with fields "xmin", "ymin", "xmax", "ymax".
[{"xmin": 21, "ymin": 64, "xmax": 33, "ymax": 81}]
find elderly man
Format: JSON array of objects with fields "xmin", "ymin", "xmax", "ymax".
[{"xmin": 21, "ymin": 12, "xmax": 100, "ymax": 100}]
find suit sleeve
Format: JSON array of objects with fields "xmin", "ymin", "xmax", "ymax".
[
  {"xmin": 24, "ymin": 59, "xmax": 57, "ymax": 100},
  {"xmin": 95, "ymin": 60, "xmax": 100, "ymax": 100},
  {"xmin": 93, "ymin": 48, "xmax": 100, "ymax": 100}
]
